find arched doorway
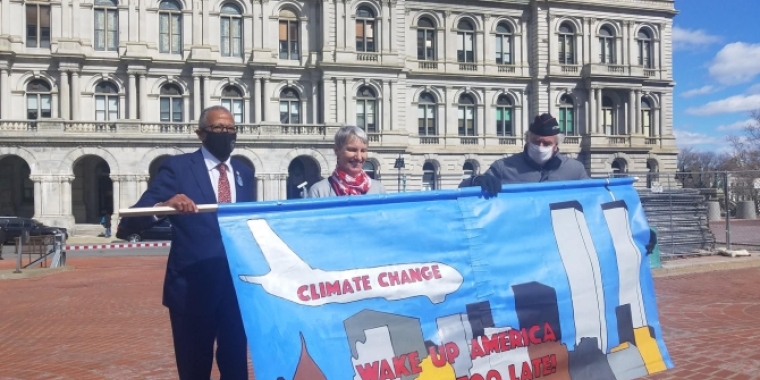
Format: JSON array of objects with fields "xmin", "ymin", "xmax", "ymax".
[
  {"xmin": 148, "ymin": 155, "xmax": 172, "ymax": 185},
  {"xmin": 0, "ymin": 156, "xmax": 34, "ymax": 217},
  {"xmin": 287, "ymin": 156, "xmax": 321, "ymax": 199},
  {"xmin": 422, "ymin": 162, "xmax": 437, "ymax": 190},
  {"xmin": 611, "ymin": 158, "xmax": 628, "ymax": 176},
  {"xmin": 232, "ymin": 155, "xmax": 257, "ymax": 201},
  {"xmin": 72, "ymin": 155, "xmax": 112, "ymax": 224}
]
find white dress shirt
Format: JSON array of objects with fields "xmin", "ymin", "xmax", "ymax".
[{"xmin": 201, "ymin": 146, "xmax": 237, "ymax": 203}]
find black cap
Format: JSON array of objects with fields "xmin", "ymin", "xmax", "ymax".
[{"xmin": 529, "ymin": 113, "xmax": 560, "ymax": 136}]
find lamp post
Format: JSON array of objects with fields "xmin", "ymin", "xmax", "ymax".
[{"xmin": 394, "ymin": 154, "xmax": 405, "ymax": 193}]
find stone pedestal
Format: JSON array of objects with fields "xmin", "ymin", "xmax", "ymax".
[
  {"xmin": 737, "ymin": 201, "xmax": 757, "ymax": 220},
  {"xmin": 706, "ymin": 201, "xmax": 721, "ymax": 221}
]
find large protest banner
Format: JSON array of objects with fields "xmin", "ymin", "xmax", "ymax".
[{"xmin": 217, "ymin": 178, "xmax": 673, "ymax": 380}]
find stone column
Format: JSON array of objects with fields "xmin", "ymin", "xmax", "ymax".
[
  {"xmin": 635, "ymin": 90, "xmax": 642, "ymax": 134},
  {"xmin": 254, "ymin": 77, "xmax": 262, "ymax": 123},
  {"xmin": 321, "ymin": 0, "xmax": 331, "ymax": 54},
  {"xmin": 202, "ymin": 0, "xmax": 210, "ymax": 45},
  {"xmin": 60, "ymin": 70, "xmax": 70, "ymax": 120},
  {"xmin": 193, "ymin": 0, "xmax": 201, "ymax": 45},
  {"xmin": 63, "ymin": 176, "xmax": 73, "ymax": 217},
  {"xmin": 595, "ymin": 88, "xmax": 603, "ymax": 134},
  {"xmin": 654, "ymin": 99, "xmax": 661, "ymax": 137},
  {"xmin": 71, "ymin": 71, "xmax": 81, "ymax": 120},
  {"xmin": 279, "ymin": 174, "xmax": 287, "ymax": 200},
  {"xmin": 588, "ymin": 87, "xmax": 596, "ymax": 134},
  {"xmin": 203, "ymin": 76, "xmax": 210, "ymax": 109},
  {"xmin": 111, "ymin": 176, "xmax": 121, "ymax": 225},
  {"xmin": 183, "ymin": 95, "xmax": 190, "ymax": 122},
  {"xmin": 72, "ymin": 0, "xmax": 80, "ymax": 38},
  {"xmin": 33, "ymin": 177, "xmax": 42, "ymax": 217},
  {"xmin": 61, "ymin": 0, "xmax": 70, "ymax": 38},
  {"xmin": 139, "ymin": 74, "xmax": 147, "ymax": 120},
  {"xmin": 262, "ymin": 78, "xmax": 270, "ymax": 122},
  {"xmin": 382, "ymin": 80, "xmax": 390, "ymax": 131},
  {"xmin": 139, "ymin": 176, "xmax": 148, "ymax": 195},
  {"xmin": 336, "ymin": 0, "xmax": 344, "ymax": 49},
  {"xmin": 128, "ymin": 0, "xmax": 137, "ymax": 42},
  {"xmin": 139, "ymin": 0, "xmax": 146, "ymax": 42},
  {"xmin": 256, "ymin": 176, "xmax": 264, "ymax": 201},
  {"xmin": 336, "ymin": 78, "xmax": 345, "ymax": 123},
  {"xmin": 193, "ymin": 75, "xmax": 201, "ymax": 120},
  {"xmin": 0, "ymin": 69, "xmax": 7, "ymax": 119},
  {"xmin": 628, "ymin": 90, "xmax": 635, "ymax": 135},
  {"xmin": 1, "ymin": 0, "xmax": 9, "ymax": 35},
  {"xmin": 389, "ymin": 80, "xmax": 396, "ymax": 130},
  {"xmin": 128, "ymin": 73, "xmax": 137, "ymax": 119},
  {"xmin": 52, "ymin": 93, "xmax": 59, "ymax": 118}
]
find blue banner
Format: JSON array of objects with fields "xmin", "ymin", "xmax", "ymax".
[{"xmin": 218, "ymin": 178, "xmax": 673, "ymax": 380}]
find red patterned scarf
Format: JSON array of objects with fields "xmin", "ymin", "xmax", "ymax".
[{"xmin": 328, "ymin": 167, "xmax": 371, "ymax": 196}]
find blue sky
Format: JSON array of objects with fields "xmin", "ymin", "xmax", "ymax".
[{"xmin": 672, "ymin": 0, "xmax": 760, "ymax": 152}]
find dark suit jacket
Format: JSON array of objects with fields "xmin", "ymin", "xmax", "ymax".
[{"xmin": 121, "ymin": 149, "xmax": 255, "ymax": 315}]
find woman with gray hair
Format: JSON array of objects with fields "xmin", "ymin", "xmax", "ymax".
[{"xmin": 308, "ymin": 125, "xmax": 386, "ymax": 197}]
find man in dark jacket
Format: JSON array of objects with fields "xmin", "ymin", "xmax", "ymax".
[{"xmin": 460, "ymin": 113, "xmax": 589, "ymax": 195}]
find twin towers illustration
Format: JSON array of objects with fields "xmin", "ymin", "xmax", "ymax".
[{"xmin": 239, "ymin": 198, "xmax": 667, "ymax": 379}]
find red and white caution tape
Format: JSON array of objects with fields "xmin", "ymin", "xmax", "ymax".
[{"xmin": 65, "ymin": 242, "xmax": 171, "ymax": 251}]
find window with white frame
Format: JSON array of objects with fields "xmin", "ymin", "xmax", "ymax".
[
  {"xmin": 558, "ymin": 95, "xmax": 574, "ymax": 135},
  {"xmin": 356, "ymin": 7, "xmax": 376, "ymax": 53},
  {"xmin": 159, "ymin": 84, "xmax": 183, "ymax": 122},
  {"xmin": 458, "ymin": 93, "xmax": 476, "ymax": 136},
  {"xmin": 26, "ymin": 79, "xmax": 52, "ymax": 119},
  {"xmin": 637, "ymin": 29, "xmax": 653, "ymax": 68},
  {"xmin": 642, "ymin": 98, "xmax": 653, "ymax": 137},
  {"xmin": 601, "ymin": 96, "xmax": 615, "ymax": 135},
  {"xmin": 422, "ymin": 162, "xmax": 437, "ymax": 190},
  {"xmin": 279, "ymin": 9, "xmax": 299, "ymax": 60},
  {"xmin": 356, "ymin": 86, "xmax": 377, "ymax": 132},
  {"xmin": 26, "ymin": 4, "xmax": 51, "ymax": 48},
  {"xmin": 221, "ymin": 86, "xmax": 244, "ymax": 123},
  {"xmin": 158, "ymin": 0, "xmax": 182, "ymax": 54},
  {"xmin": 417, "ymin": 17, "xmax": 436, "ymax": 61},
  {"xmin": 417, "ymin": 92, "xmax": 436, "ymax": 136},
  {"xmin": 95, "ymin": 82, "xmax": 119, "ymax": 121},
  {"xmin": 456, "ymin": 20, "xmax": 475, "ymax": 63},
  {"xmin": 220, "ymin": 3, "xmax": 243, "ymax": 57},
  {"xmin": 279, "ymin": 87, "xmax": 300, "ymax": 124},
  {"xmin": 495, "ymin": 94, "xmax": 513, "ymax": 136},
  {"xmin": 598, "ymin": 25, "xmax": 615, "ymax": 64},
  {"xmin": 495, "ymin": 22, "xmax": 512, "ymax": 65},
  {"xmin": 94, "ymin": 0, "xmax": 118, "ymax": 51},
  {"xmin": 558, "ymin": 22, "xmax": 575, "ymax": 64}
]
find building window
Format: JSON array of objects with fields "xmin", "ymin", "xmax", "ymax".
[
  {"xmin": 495, "ymin": 94, "xmax": 513, "ymax": 136},
  {"xmin": 279, "ymin": 87, "xmax": 300, "ymax": 124},
  {"xmin": 456, "ymin": 20, "xmax": 475, "ymax": 63},
  {"xmin": 220, "ymin": 3, "xmax": 242, "ymax": 57},
  {"xmin": 558, "ymin": 95, "xmax": 574, "ymax": 135},
  {"xmin": 417, "ymin": 17, "xmax": 436, "ymax": 61},
  {"xmin": 356, "ymin": 86, "xmax": 377, "ymax": 132},
  {"xmin": 363, "ymin": 161, "xmax": 376, "ymax": 179},
  {"xmin": 495, "ymin": 22, "xmax": 512, "ymax": 65},
  {"xmin": 558, "ymin": 22, "xmax": 574, "ymax": 64},
  {"xmin": 94, "ymin": 0, "xmax": 118, "ymax": 51},
  {"xmin": 26, "ymin": 4, "xmax": 51, "ymax": 48},
  {"xmin": 611, "ymin": 158, "xmax": 627, "ymax": 174},
  {"xmin": 159, "ymin": 84, "xmax": 183, "ymax": 122},
  {"xmin": 279, "ymin": 9, "xmax": 299, "ymax": 60},
  {"xmin": 642, "ymin": 98, "xmax": 653, "ymax": 137},
  {"xmin": 602, "ymin": 96, "xmax": 615, "ymax": 135},
  {"xmin": 159, "ymin": 0, "xmax": 182, "ymax": 54},
  {"xmin": 221, "ymin": 86, "xmax": 244, "ymax": 123},
  {"xmin": 356, "ymin": 7, "xmax": 376, "ymax": 52},
  {"xmin": 26, "ymin": 79, "xmax": 52, "ymax": 119},
  {"xmin": 463, "ymin": 161, "xmax": 475, "ymax": 178},
  {"xmin": 418, "ymin": 92, "xmax": 436, "ymax": 136},
  {"xmin": 95, "ymin": 82, "xmax": 119, "ymax": 121},
  {"xmin": 422, "ymin": 162, "xmax": 437, "ymax": 190},
  {"xmin": 598, "ymin": 25, "xmax": 615, "ymax": 64},
  {"xmin": 458, "ymin": 93, "xmax": 476, "ymax": 136},
  {"xmin": 637, "ymin": 29, "xmax": 653, "ymax": 68}
]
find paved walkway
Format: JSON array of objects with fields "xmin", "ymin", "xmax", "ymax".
[{"xmin": 1, "ymin": 256, "xmax": 759, "ymax": 379}]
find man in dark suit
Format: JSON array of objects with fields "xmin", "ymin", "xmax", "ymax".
[{"xmin": 121, "ymin": 105, "xmax": 254, "ymax": 379}]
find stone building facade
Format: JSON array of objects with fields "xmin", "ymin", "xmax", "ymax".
[{"xmin": 0, "ymin": 0, "xmax": 677, "ymax": 233}]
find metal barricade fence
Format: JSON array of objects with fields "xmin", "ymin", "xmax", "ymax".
[{"xmin": 597, "ymin": 170, "xmax": 760, "ymax": 256}]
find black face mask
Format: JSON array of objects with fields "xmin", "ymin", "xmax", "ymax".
[{"xmin": 203, "ymin": 132, "xmax": 237, "ymax": 161}]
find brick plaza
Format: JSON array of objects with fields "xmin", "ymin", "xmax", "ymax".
[{"xmin": 1, "ymin": 256, "xmax": 759, "ymax": 380}]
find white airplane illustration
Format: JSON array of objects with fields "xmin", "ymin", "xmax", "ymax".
[{"xmin": 239, "ymin": 219, "xmax": 465, "ymax": 307}]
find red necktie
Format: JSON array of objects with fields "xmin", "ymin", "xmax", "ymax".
[{"xmin": 217, "ymin": 164, "xmax": 231, "ymax": 203}]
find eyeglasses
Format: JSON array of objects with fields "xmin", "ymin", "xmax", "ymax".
[{"xmin": 204, "ymin": 125, "xmax": 237, "ymax": 134}]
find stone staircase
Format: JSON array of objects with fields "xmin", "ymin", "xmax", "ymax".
[{"xmin": 74, "ymin": 224, "xmax": 106, "ymax": 237}]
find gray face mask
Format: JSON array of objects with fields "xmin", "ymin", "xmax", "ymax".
[{"xmin": 527, "ymin": 142, "xmax": 555, "ymax": 165}]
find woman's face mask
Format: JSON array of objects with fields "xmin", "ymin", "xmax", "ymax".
[{"xmin": 527, "ymin": 142, "xmax": 556, "ymax": 165}]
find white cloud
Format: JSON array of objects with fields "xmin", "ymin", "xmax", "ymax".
[
  {"xmin": 685, "ymin": 94, "xmax": 760, "ymax": 116},
  {"xmin": 672, "ymin": 27, "xmax": 721, "ymax": 51},
  {"xmin": 748, "ymin": 83, "xmax": 760, "ymax": 95},
  {"xmin": 681, "ymin": 85, "xmax": 717, "ymax": 98},
  {"xmin": 674, "ymin": 129, "xmax": 732, "ymax": 152},
  {"xmin": 716, "ymin": 119, "xmax": 755, "ymax": 132},
  {"xmin": 709, "ymin": 42, "xmax": 760, "ymax": 85}
]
